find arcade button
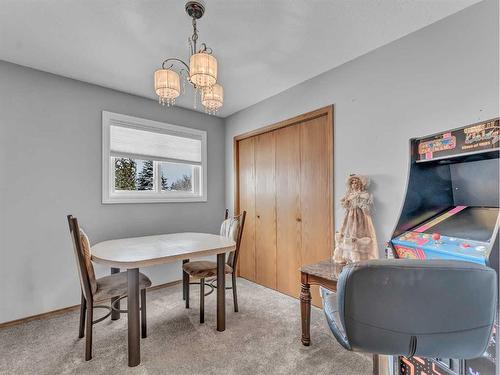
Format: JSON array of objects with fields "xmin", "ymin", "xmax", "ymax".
[
  {"xmin": 460, "ymin": 242, "xmax": 471, "ymax": 248},
  {"xmin": 475, "ymin": 245, "xmax": 486, "ymax": 252}
]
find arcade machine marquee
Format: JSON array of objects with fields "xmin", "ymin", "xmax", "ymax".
[{"xmin": 389, "ymin": 118, "xmax": 500, "ymax": 375}]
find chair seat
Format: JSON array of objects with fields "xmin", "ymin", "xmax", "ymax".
[
  {"xmin": 182, "ymin": 261, "xmax": 233, "ymax": 279},
  {"xmin": 93, "ymin": 271, "xmax": 151, "ymax": 302}
]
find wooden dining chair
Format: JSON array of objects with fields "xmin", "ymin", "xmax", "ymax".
[
  {"xmin": 67, "ymin": 215, "xmax": 152, "ymax": 361},
  {"xmin": 182, "ymin": 209, "xmax": 246, "ymax": 323}
]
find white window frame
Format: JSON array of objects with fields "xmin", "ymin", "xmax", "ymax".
[{"xmin": 102, "ymin": 111, "xmax": 207, "ymax": 204}]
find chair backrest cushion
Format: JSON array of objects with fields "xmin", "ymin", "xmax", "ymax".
[
  {"xmin": 337, "ymin": 259, "xmax": 497, "ymax": 359},
  {"xmin": 220, "ymin": 218, "xmax": 239, "ymax": 241},
  {"xmin": 220, "ymin": 217, "xmax": 240, "ymax": 266},
  {"xmin": 79, "ymin": 229, "xmax": 98, "ymax": 295}
]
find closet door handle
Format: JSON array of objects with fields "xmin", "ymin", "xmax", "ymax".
[
  {"xmin": 296, "ymin": 218, "xmax": 302, "ymax": 222},
  {"xmin": 257, "ymin": 215, "xmax": 261, "ymax": 219}
]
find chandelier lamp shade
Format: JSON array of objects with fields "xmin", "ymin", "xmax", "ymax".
[
  {"xmin": 154, "ymin": 0, "xmax": 224, "ymax": 114},
  {"xmin": 201, "ymin": 83, "xmax": 223, "ymax": 114},
  {"xmin": 154, "ymin": 69, "xmax": 181, "ymax": 106},
  {"xmin": 189, "ymin": 52, "xmax": 217, "ymax": 87}
]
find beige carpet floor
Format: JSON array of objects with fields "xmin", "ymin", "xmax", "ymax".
[{"xmin": 0, "ymin": 278, "xmax": 371, "ymax": 375}]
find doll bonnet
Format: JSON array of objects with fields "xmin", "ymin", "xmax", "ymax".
[{"xmin": 346, "ymin": 174, "xmax": 370, "ymax": 190}]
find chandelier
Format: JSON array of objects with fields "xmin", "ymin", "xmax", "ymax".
[{"xmin": 154, "ymin": 0, "xmax": 223, "ymax": 114}]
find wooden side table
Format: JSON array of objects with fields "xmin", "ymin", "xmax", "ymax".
[{"xmin": 300, "ymin": 259, "xmax": 379, "ymax": 375}]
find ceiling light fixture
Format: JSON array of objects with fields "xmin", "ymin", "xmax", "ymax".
[{"xmin": 154, "ymin": 0, "xmax": 223, "ymax": 114}]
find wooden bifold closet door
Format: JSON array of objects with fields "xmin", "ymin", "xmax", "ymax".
[
  {"xmin": 275, "ymin": 124, "xmax": 301, "ymax": 298},
  {"xmin": 236, "ymin": 106, "xmax": 333, "ymax": 307},
  {"xmin": 237, "ymin": 137, "xmax": 256, "ymax": 281},
  {"xmin": 254, "ymin": 132, "xmax": 277, "ymax": 289}
]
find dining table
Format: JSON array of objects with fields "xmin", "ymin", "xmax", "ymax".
[{"xmin": 91, "ymin": 232, "xmax": 236, "ymax": 367}]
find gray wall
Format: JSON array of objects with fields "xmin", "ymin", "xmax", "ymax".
[
  {"xmin": 0, "ymin": 61, "xmax": 226, "ymax": 323},
  {"xmin": 225, "ymin": 0, "xmax": 499, "ymax": 254}
]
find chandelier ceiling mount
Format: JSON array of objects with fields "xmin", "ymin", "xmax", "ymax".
[{"xmin": 185, "ymin": 1, "xmax": 205, "ymax": 20}]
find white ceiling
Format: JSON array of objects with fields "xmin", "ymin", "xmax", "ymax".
[{"xmin": 0, "ymin": 0, "xmax": 480, "ymax": 117}]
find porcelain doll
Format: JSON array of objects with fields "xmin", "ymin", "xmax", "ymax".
[{"xmin": 333, "ymin": 174, "xmax": 379, "ymax": 263}]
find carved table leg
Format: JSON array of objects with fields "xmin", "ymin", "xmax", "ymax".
[{"xmin": 300, "ymin": 273, "xmax": 311, "ymax": 346}]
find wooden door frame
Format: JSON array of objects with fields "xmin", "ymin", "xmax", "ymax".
[{"xmin": 233, "ymin": 105, "xmax": 334, "ymax": 253}]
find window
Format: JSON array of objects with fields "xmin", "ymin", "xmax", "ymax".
[{"xmin": 102, "ymin": 111, "xmax": 207, "ymax": 203}]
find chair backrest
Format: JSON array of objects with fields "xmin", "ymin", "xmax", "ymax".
[
  {"xmin": 322, "ymin": 259, "xmax": 497, "ymax": 359},
  {"xmin": 67, "ymin": 215, "xmax": 98, "ymax": 301},
  {"xmin": 220, "ymin": 209, "xmax": 247, "ymax": 269}
]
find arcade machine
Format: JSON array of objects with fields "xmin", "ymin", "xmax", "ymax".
[{"xmin": 388, "ymin": 118, "xmax": 500, "ymax": 375}]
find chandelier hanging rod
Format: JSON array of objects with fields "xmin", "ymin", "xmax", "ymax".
[
  {"xmin": 191, "ymin": 17, "xmax": 198, "ymax": 54},
  {"xmin": 188, "ymin": 15, "xmax": 213, "ymax": 56}
]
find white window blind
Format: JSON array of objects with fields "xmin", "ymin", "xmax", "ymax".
[
  {"xmin": 110, "ymin": 125, "xmax": 202, "ymax": 164},
  {"xmin": 102, "ymin": 111, "xmax": 207, "ymax": 204}
]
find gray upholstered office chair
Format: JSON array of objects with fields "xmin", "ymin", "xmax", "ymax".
[
  {"xmin": 67, "ymin": 215, "xmax": 151, "ymax": 361},
  {"xmin": 182, "ymin": 209, "xmax": 246, "ymax": 323},
  {"xmin": 321, "ymin": 259, "xmax": 497, "ymax": 359}
]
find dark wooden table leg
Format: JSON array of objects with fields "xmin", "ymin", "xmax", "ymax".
[
  {"xmin": 300, "ymin": 272, "xmax": 311, "ymax": 346},
  {"xmin": 372, "ymin": 354, "xmax": 379, "ymax": 375},
  {"xmin": 111, "ymin": 267, "xmax": 120, "ymax": 320},
  {"xmin": 200, "ymin": 277, "xmax": 205, "ymax": 324},
  {"xmin": 182, "ymin": 259, "xmax": 189, "ymax": 301},
  {"xmin": 127, "ymin": 268, "xmax": 140, "ymax": 367},
  {"xmin": 216, "ymin": 253, "xmax": 226, "ymax": 332}
]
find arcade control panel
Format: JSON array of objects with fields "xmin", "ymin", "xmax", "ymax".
[{"xmin": 391, "ymin": 206, "xmax": 498, "ymax": 266}]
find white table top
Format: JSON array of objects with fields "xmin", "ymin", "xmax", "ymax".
[{"xmin": 91, "ymin": 232, "xmax": 236, "ymax": 269}]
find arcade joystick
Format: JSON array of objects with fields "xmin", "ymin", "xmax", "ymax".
[
  {"xmin": 432, "ymin": 233, "xmax": 441, "ymax": 241},
  {"xmin": 460, "ymin": 242, "xmax": 471, "ymax": 248},
  {"xmin": 431, "ymin": 232, "xmax": 443, "ymax": 246}
]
